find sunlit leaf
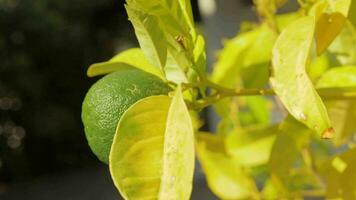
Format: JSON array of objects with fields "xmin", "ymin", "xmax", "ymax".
[
  {"xmin": 159, "ymin": 86, "xmax": 195, "ymax": 199},
  {"xmin": 110, "ymin": 88, "xmax": 195, "ymax": 200},
  {"xmin": 225, "ymin": 124, "xmax": 278, "ymax": 166},
  {"xmin": 196, "ymin": 133, "xmax": 258, "ymax": 199},
  {"xmin": 126, "ymin": 0, "xmax": 195, "ymax": 41},
  {"xmin": 319, "ymin": 147, "xmax": 356, "ymax": 199},
  {"xmin": 125, "ymin": 0, "xmax": 200, "ymax": 84},
  {"xmin": 317, "ymin": 66, "xmax": 356, "ymax": 146},
  {"xmin": 87, "ymin": 48, "xmax": 164, "ymax": 79},
  {"xmin": 126, "ymin": 5, "xmax": 167, "ymax": 69},
  {"xmin": 270, "ymin": 16, "xmax": 333, "ymax": 138}
]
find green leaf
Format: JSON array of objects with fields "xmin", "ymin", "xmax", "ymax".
[
  {"xmin": 109, "ymin": 89, "xmax": 195, "ymax": 200},
  {"xmin": 314, "ymin": 0, "xmax": 351, "ymax": 55},
  {"xmin": 270, "ymin": 16, "xmax": 333, "ymax": 138},
  {"xmin": 317, "ymin": 66, "xmax": 356, "ymax": 145},
  {"xmin": 126, "ymin": 5, "xmax": 167, "ymax": 69},
  {"xmin": 87, "ymin": 48, "xmax": 164, "ymax": 79},
  {"xmin": 196, "ymin": 133, "xmax": 258, "ymax": 199},
  {"xmin": 225, "ymin": 124, "xmax": 278, "ymax": 166},
  {"xmin": 319, "ymin": 147, "xmax": 356, "ymax": 199}
]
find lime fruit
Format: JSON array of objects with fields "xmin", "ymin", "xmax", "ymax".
[{"xmin": 82, "ymin": 69, "xmax": 171, "ymax": 163}]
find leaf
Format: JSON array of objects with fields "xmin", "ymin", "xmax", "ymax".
[
  {"xmin": 314, "ymin": 0, "xmax": 351, "ymax": 55},
  {"xmin": 163, "ymin": 38, "xmax": 191, "ymax": 83},
  {"xmin": 196, "ymin": 133, "xmax": 258, "ymax": 199},
  {"xmin": 270, "ymin": 16, "xmax": 333, "ymax": 138},
  {"xmin": 127, "ymin": 0, "xmax": 195, "ymax": 41},
  {"xmin": 317, "ymin": 66, "xmax": 356, "ymax": 145},
  {"xmin": 275, "ymin": 12, "xmax": 299, "ymax": 31},
  {"xmin": 109, "ymin": 89, "xmax": 195, "ymax": 200},
  {"xmin": 125, "ymin": 0, "xmax": 200, "ymax": 84},
  {"xmin": 87, "ymin": 48, "xmax": 164, "ymax": 79},
  {"xmin": 225, "ymin": 124, "xmax": 278, "ymax": 166},
  {"xmin": 268, "ymin": 117, "xmax": 313, "ymax": 194},
  {"xmin": 316, "ymin": 13, "xmax": 346, "ymax": 55},
  {"xmin": 159, "ymin": 86, "xmax": 195, "ymax": 199},
  {"xmin": 254, "ymin": 0, "xmax": 288, "ymax": 19},
  {"xmin": 328, "ymin": 22, "xmax": 356, "ymax": 65},
  {"xmin": 307, "ymin": 54, "xmax": 330, "ymax": 82},
  {"xmin": 212, "ymin": 24, "xmax": 275, "ymax": 89},
  {"xmin": 319, "ymin": 147, "xmax": 356, "ymax": 199},
  {"xmin": 212, "ymin": 25, "xmax": 275, "ymax": 119},
  {"xmin": 350, "ymin": 0, "xmax": 356, "ymax": 25},
  {"xmin": 193, "ymin": 34, "xmax": 207, "ymax": 76},
  {"xmin": 125, "ymin": 5, "xmax": 167, "ymax": 69}
]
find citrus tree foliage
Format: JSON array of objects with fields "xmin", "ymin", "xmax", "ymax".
[{"xmin": 86, "ymin": 0, "xmax": 356, "ymax": 199}]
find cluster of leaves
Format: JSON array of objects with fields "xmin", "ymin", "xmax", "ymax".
[{"xmin": 88, "ymin": 0, "xmax": 356, "ymax": 199}]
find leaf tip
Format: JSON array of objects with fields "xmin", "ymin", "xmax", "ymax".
[{"xmin": 321, "ymin": 127, "xmax": 335, "ymax": 139}]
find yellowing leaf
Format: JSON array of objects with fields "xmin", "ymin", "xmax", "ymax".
[
  {"xmin": 212, "ymin": 24, "xmax": 275, "ymax": 88},
  {"xmin": 225, "ymin": 125, "xmax": 278, "ymax": 167},
  {"xmin": 212, "ymin": 25, "xmax": 275, "ymax": 119},
  {"xmin": 196, "ymin": 133, "xmax": 258, "ymax": 199},
  {"xmin": 316, "ymin": 13, "xmax": 346, "ymax": 55},
  {"xmin": 307, "ymin": 54, "xmax": 330, "ymax": 82},
  {"xmin": 270, "ymin": 16, "xmax": 333, "ymax": 138},
  {"xmin": 268, "ymin": 117, "xmax": 312, "ymax": 194},
  {"xmin": 87, "ymin": 48, "xmax": 164, "ymax": 79},
  {"xmin": 159, "ymin": 87, "xmax": 195, "ymax": 199},
  {"xmin": 125, "ymin": 0, "xmax": 200, "ymax": 84},
  {"xmin": 350, "ymin": 0, "xmax": 356, "ymax": 25},
  {"xmin": 109, "ymin": 89, "xmax": 195, "ymax": 200},
  {"xmin": 314, "ymin": 0, "xmax": 351, "ymax": 55},
  {"xmin": 126, "ymin": 5, "xmax": 167, "ymax": 69},
  {"xmin": 319, "ymin": 147, "xmax": 356, "ymax": 199},
  {"xmin": 329, "ymin": 22, "xmax": 356, "ymax": 65}
]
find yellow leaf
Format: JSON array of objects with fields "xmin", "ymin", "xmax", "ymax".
[
  {"xmin": 196, "ymin": 133, "xmax": 258, "ymax": 199},
  {"xmin": 109, "ymin": 87, "xmax": 195, "ymax": 200}
]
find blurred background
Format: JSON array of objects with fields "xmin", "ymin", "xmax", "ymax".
[{"xmin": 0, "ymin": 0, "xmax": 276, "ymax": 199}]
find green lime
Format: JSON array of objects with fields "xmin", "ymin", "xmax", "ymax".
[{"xmin": 82, "ymin": 69, "xmax": 171, "ymax": 163}]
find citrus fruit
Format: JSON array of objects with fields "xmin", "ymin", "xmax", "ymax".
[{"xmin": 82, "ymin": 69, "xmax": 171, "ymax": 163}]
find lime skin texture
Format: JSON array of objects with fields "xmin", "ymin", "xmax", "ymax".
[{"xmin": 82, "ymin": 69, "xmax": 171, "ymax": 163}]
